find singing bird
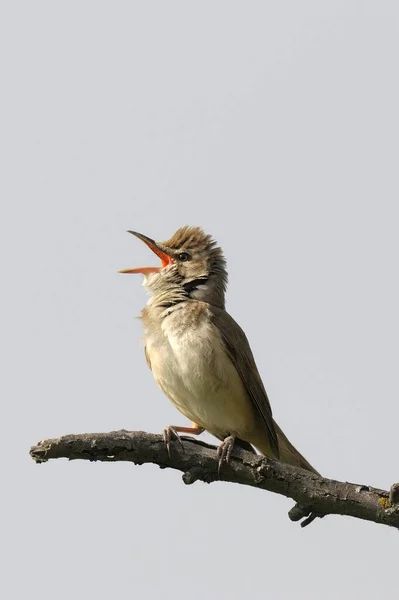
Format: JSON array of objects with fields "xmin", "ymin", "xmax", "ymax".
[{"xmin": 120, "ymin": 226, "xmax": 318, "ymax": 474}]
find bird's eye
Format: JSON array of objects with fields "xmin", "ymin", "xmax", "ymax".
[{"xmin": 177, "ymin": 252, "xmax": 191, "ymax": 262}]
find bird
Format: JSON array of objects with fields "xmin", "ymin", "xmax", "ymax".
[{"xmin": 120, "ymin": 225, "xmax": 319, "ymax": 475}]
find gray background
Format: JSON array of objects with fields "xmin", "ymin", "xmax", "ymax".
[{"xmin": 2, "ymin": 1, "xmax": 398, "ymax": 599}]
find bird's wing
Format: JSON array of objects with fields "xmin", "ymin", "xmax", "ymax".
[{"xmin": 209, "ymin": 305, "xmax": 279, "ymax": 457}]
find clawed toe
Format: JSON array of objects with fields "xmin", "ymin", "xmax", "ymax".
[
  {"xmin": 217, "ymin": 435, "xmax": 236, "ymax": 474},
  {"xmin": 163, "ymin": 426, "xmax": 185, "ymax": 457}
]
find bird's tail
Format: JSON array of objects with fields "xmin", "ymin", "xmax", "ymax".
[{"xmin": 274, "ymin": 421, "xmax": 320, "ymax": 475}]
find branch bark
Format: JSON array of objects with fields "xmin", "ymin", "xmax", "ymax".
[{"xmin": 29, "ymin": 429, "xmax": 399, "ymax": 529}]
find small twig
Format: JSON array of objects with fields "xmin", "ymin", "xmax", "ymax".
[{"xmin": 29, "ymin": 429, "xmax": 399, "ymax": 529}]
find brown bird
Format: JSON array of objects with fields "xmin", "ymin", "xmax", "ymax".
[{"xmin": 120, "ymin": 226, "xmax": 318, "ymax": 475}]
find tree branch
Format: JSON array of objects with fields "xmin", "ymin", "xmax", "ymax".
[{"xmin": 29, "ymin": 429, "xmax": 399, "ymax": 529}]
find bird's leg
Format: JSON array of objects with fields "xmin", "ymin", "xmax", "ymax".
[
  {"xmin": 217, "ymin": 435, "xmax": 236, "ymax": 474},
  {"xmin": 163, "ymin": 422, "xmax": 205, "ymax": 457}
]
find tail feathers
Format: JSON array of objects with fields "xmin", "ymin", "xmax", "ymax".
[{"xmin": 274, "ymin": 422, "xmax": 320, "ymax": 476}]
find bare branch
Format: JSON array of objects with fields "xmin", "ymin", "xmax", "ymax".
[{"xmin": 29, "ymin": 429, "xmax": 399, "ymax": 529}]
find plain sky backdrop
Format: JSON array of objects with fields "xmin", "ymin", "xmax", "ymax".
[{"xmin": 2, "ymin": 1, "xmax": 398, "ymax": 599}]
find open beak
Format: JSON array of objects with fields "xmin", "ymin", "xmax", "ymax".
[{"xmin": 119, "ymin": 231, "xmax": 173, "ymax": 275}]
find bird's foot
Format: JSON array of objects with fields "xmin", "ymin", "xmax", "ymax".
[
  {"xmin": 217, "ymin": 435, "xmax": 236, "ymax": 474},
  {"xmin": 163, "ymin": 426, "xmax": 185, "ymax": 457}
]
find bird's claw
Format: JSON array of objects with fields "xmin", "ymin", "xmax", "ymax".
[
  {"xmin": 163, "ymin": 426, "xmax": 185, "ymax": 457},
  {"xmin": 217, "ymin": 435, "xmax": 236, "ymax": 474}
]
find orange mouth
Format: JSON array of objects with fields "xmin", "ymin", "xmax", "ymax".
[{"xmin": 119, "ymin": 231, "xmax": 173, "ymax": 275}]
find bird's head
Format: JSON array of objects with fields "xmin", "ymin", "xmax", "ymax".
[{"xmin": 120, "ymin": 226, "xmax": 227, "ymax": 308}]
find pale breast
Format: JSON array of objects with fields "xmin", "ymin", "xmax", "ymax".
[{"xmin": 143, "ymin": 303, "xmax": 257, "ymax": 438}]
